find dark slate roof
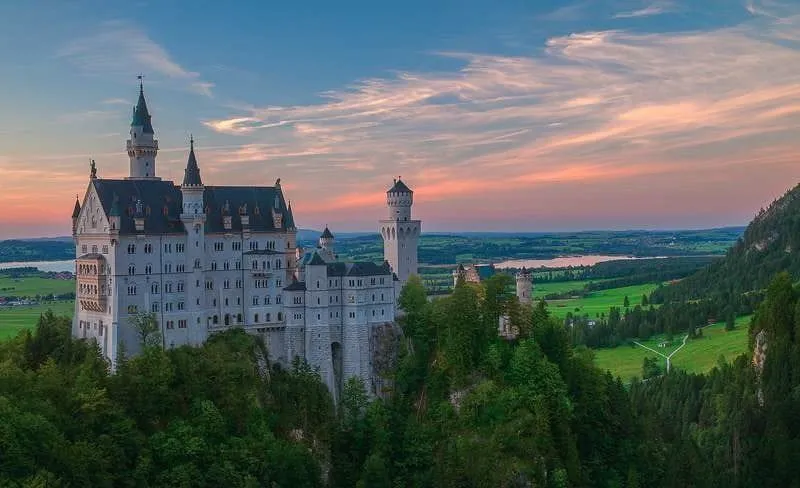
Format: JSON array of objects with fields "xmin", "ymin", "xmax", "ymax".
[
  {"xmin": 284, "ymin": 280, "xmax": 306, "ymax": 291},
  {"xmin": 243, "ymin": 249, "xmax": 282, "ymax": 255},
  {"xmin": 321, "ymin": 227, "xmax": 334, "ymax": 239},
  {"xmin": 90, "ymin": 179, "xmax": 295, "ymax": 235},
  {"xmin": 182, "ymin": 138, "xmax": 203, "ymax": 187},
  {"xmin": 203, "ymin": 186, "xmax": 293, "ymax": 234},
  {"xmin": 131, "ymin": 83, "xmax": 154, "ymax": 134},
  {"xmin": 326, "ymin": 261, "xmax": 392, "ymax": 277},
  {"xmin": 72, "ymin": 197, "xmax": 81, "ymax": 218},
  {"xmin": 387, "ymin": 178, "xmax": 412, "ymax": 194},
  {"xmin": 307, "ymin": 253, "xmax": 327, "ymax": 266},
  {"xmin": 92, "ymin": 179, "xmax": 185, "ymax": 235}
]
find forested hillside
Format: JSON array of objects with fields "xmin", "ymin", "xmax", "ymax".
[{"xmin": 652, "ymin": 184, "xmax": 800, "ymax": 303}]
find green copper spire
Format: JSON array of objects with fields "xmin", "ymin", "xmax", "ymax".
[{"xmin": 131, "ymin": 79, "xmax": 154, "ymax": 134}]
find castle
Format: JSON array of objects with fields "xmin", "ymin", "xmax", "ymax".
[
  {"xmin": 454, "ymin": 264, "xmax": 533, "ymax": 338},
  {"xmin": 71, "ymin": 82, "xmax": 420, "ymax": 400}
]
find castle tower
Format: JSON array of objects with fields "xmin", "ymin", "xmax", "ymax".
[
  {"xmin": 379, "ymin": 177, "xmax": 421, "ymax": 286},
  {"xmin": 126, "ymin": 80, "xmax": 159, "ymax": 180},
  {"xmin": 180, "ymin": 137, "xmax": 207, "ymax": 344},
  {"xmin": 516, "ymin": 267, "xmax": 533, "ymax": 305},
  {"xmin": 318, "ymin": 226, "xmax": 335, "ymax": 262}
]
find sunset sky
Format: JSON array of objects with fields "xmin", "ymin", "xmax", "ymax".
[{"xmin": 1, "ymin": 0, "xmax": 799, "ymax": 238}]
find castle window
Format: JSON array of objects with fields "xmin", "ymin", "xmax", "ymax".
[
  {"xmin": 278, "ymin": 312, "xmax": 283, "ymax": 321},
  {"xmin": 372, "ymin": 294, "xmax": 375, "ymax": 301},
  {"xmin": 213, "ymin": 315, "xmax": 219, "ymax": 325},
  {"xmin": 128, "ymin": 265, "xmax": 135, "ymax": 276},
  {"xmin": 252, "ymin": 260, "xmax": 258, "ymax": 270},
  {"xmin": 151, "ymin": 302, "xmax": 159, "ymax": 313},
  {"xmin": 102, "ymin": 245, "xmax": 109, "ymax": 254},
  {"xmin": 371, "ymin": 278, "xmax": 376, "ymax": 285},
  {"xmin": 178, "ymin": 302, "xmax": 184, "ymax": 311},
  {"xmin": 253, "ymin": 296, "xmax": 259, "ymax": 306},
  {"xmin": 176, "ymin": 243, "xmax": 185, "ymax": 253},
  {"xmin": 224, "ymin": 314, "xmax": 230, "ymax": 326},
  {"xmin": 177, "ymin": 282, "xmax": 184, "ymax": 292},
  {"xmin": 179, "ymin": 320, "xmax": 187, "ymax": 329},
  {"xmin": 145, "ymin": 264, "xmax": 152, "ymax": 275},
  {"xmin": 317, "ymin": 297, "xmax": 320, "ymax": 305},
  {"xmin": 194, "ymin": 259, "xmax": 201, "ymax": 269},
  {"xmin": 166, "ymin": 303, "xmax": 173, "ymax": 312},
  {"xmin": 223, "ymin": 261, "xmax": 230, "ymax": 271},
  {"xmin": 224, "ymin": 279, "xmax": 230, "ymax": 289},
  {"xmin": 237, "ymin": 313, "xmax": 242, "ymax": 323},
  {"xmin": 224, "ymin": 298, "xmax": 229, "ymax": 306},
  {"xmin": 166, "ymin": 321, "xmax": 175, "ymax": 330},
  {"xmin": 276, "ymin": 295, "xmax": 282, "ymax": 304},
  {"xmin": 92, "ymin": 245, "xmax": 98, "ymax": 253},
  {"xmin": 151, "ymin": 283, "xmax": 159, "ymax": 294},
  {"xmin": 266, "ymin": 313, "xmax": 271, "ymax": 322},
  {"xmin": 81, "ymin": 244, "xmax": 87, "ymax": 254},
  {"xmin": 235, "ymin": 260, "xmax": 241, "ymax": 270},
  {"xmin": 265, "ymin": 295, "xmax": 270, "ymax": 305},
  {"xmin": 211, "ymin": 261, "xmax": 217, "ymax": 271},
  {"xmin": 317, "ymin": 314, "xmax": 321, "ymax": 320},
  {"xmin": 213, "ymin": 299, "xmax": 217, "ymax": 307},
  {"xmin": 236, "ymin": 279, "xmax": 242, "ymax": 288},
  {"xmin": 372, "ymin": 310, "xmax": 375, "ymax": 317},
  {"xmin": 317, "ymin": 280, "xmax": 320, "ymax": 289},
  {"xmin": 275, "ymin": 259, "xmax": 281, "ymax": 269},
  {"xmin": 254, "ymin": 313, "xmax": 259, "ymax": 323},
  {"xmin": 232, "ymin": 241, "xmax": 241, "ymax": 251}
]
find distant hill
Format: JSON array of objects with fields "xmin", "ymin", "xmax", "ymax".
[
  {"xmin": 0, "ymin": 239, "xmax": 74, "ymax": 263},
  {"xmin": 652, "ymin": 184, "xmax": 800, "ymax": 303}
]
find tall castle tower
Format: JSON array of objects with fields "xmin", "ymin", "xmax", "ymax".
[
  {"xmin": 180, "ymin": 136, "xmax": 207, "ymax": 345},
  {"xmin": 516, "ymin": 268, "xmax": 533, "ymax": 305},
  {"xmin": 379, "ymin": 177, "xmax": 420, "ymax": 286},
  {"xmin": 126, "ymin": 80, "xmax": 159, "ymax": 180}
]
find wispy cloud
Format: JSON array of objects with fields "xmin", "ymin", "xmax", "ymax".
[
  {"xmin": 101, "ymin": 98, "xmax": 130, "ymax": 106},
  {"xmin": 59, "ymin": 21, "xmax": 214, "ymax": 97},
  {"xmin": 614, "ymin": 2, "xmax": 676, "ymax": 19},
  {"xmin": 196, "ymin": 6, "xmax": 800, "ymax": 230},
  {"xmin": 539, "ymin": 2, "xmax": 587, "ymax": 21}
]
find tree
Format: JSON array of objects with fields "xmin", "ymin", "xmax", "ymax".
[
  {"xmin": 641, "ymin": 294, "xmax": 649, "ymax": 307},
  {"xmin": 725, "ymin": 313, "xmax": 736, "ymax": 331},
  {"xmin": 129, "ymin": 312, "xmax": 162, "ymax": 350},
  {"xmin": 624, "ymin": 295, "xmax": 630, "ymax": 309}
]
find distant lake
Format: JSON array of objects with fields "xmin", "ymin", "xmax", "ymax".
[
  {"xmin": 495, "ymin": 255, "xmax": 668, "ymax": 269},
  {"xmin": 0, "ymin": 260, "xmax": 74, "ymax": 273}
]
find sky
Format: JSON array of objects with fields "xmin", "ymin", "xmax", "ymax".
[{"xmin": 1, "ymin": 0, "xmax": 800, "ymax": 238}]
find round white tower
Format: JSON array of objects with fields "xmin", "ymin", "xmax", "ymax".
[
  {"xmin": 126, "ymin": 80, "xmax": 160, "ymax": 180},
  {"xmin": 516, "ymin": 267, "xmax": 532, "ymax": 305},
  {"xmin": 379, "ymin": 177, "xmax": 421, "ymax": 286}
]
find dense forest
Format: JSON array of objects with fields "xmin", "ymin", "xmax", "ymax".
[
  {"xmin": 0, "ymin": 239, "xmax": 74, "ymax": 263},
  {"xmin": 3, "ymin": 270, "xmax": 799, "ymax": 486}
]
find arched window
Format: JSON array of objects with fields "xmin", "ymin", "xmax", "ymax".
[
  {"xmin": 213, "ymin": 315, "xmax": 219, "ymax": 325},
  {"xmin": 224, "ymin": 314, "xmax": 230, "ymax": 326},
  {"xmin": 255, "ymin": 313, "xmax": 260, "ymax": 323},
  {"xmin": 237, "ymin": 313, "xmax": 242, "ymax": 323}
]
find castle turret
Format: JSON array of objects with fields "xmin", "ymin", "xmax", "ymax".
[
  {"xmin": 71, "ymin": 195, "xmax": 81, "ymax": 237},
  {"xmin": 318, "ymin": 226, "xmax": 336, "ymax": 262},
  {"xmin": 180, "ymin": 136, "xmax": 207, "ymax": 345},
  {"xmin": 516, "ymin": 267, "xmax": 532, "ymax": 305},
  {"xmin": 379, "ymin": 177, "xmax": 421, "ymax": 287},
  {"xmin": 126, "ymin": 80, "xmax": 159, "ymax": 180}
]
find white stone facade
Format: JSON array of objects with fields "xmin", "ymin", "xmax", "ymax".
[{"xmin": 72, "ymin": 85, "xmax": 418, "ymax": 399}]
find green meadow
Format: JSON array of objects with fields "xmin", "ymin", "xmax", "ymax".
[
  {"xmin": 0, "ymin": 275, "xmax": 74, "ymax": 297},
  {"xmin": 0, "ymin": 301, "xmax": 74, "ymax": 339},
  {"xmin": 546, "ymin": 283, "xmax": 660, "ymax": 319},
  {"xmin": 593, "ymin": 315, "xmax": 752, "ymax": 382}
]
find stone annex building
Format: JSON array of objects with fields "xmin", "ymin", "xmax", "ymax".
[{"xmin": 71, "ymin": 83, "xmax": 420, "ymax": 400}]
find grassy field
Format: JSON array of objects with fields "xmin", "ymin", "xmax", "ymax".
[
  {"xmin": 0, "ymin": 276, "xmax": 74, "ymax": 297},
  {"xmin": 547, "ymin": 283, "xmax": 659, "ymax": 319},
  {"xmin": 671, "ymin": 316, "xmax": 751, "ymax": 374},
  {"xmin": 0, "ymin": 301, "xmax": 74, "ymax": 339},
  {"xmin": 593, "ymin": 315, "xmax": 752, "ymax": 381},
  {"xmin": 533, "ymin": 279, "xmax": 611, "ymax": 299}
]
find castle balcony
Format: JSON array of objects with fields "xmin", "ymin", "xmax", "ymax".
[{"xmin": 77, "ymin": 253, "xmax": 108, "ymax": 313}]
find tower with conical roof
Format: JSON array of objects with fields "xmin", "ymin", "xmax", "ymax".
[
  {"xmin": 126, "ymin": 80, "xmax": 160, "ymax": 179},
  {"xmin": 379, "ymin": 177, "xmax": 421, "ymax": 287},
  {"xmin": 180, "ymin": 136, "xmax": 208, "ymax": 345}
]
